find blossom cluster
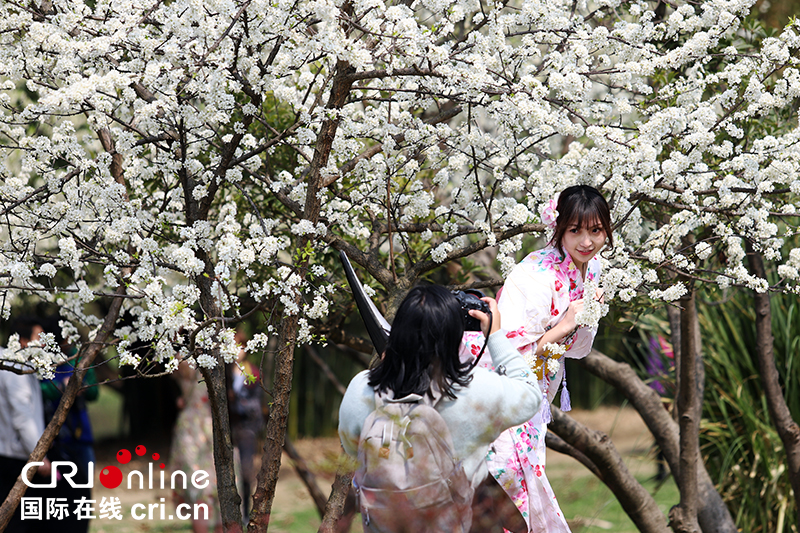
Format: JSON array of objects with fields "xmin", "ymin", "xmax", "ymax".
[
  {"xmin": 0, "ymin": 0, "xmax": 799, "ymax": 376},
  {"xmin": 575, "ymin": 277, "xmax": 608, "ymax": 328}
]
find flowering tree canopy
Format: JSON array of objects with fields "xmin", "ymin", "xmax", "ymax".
[
  {"xmin": 1, "ymin": 0, "xmax": 800, "ymax": 528},
  {"xmin": 1, "ymin": 0, "xmax": 799, "ymax": 374}
]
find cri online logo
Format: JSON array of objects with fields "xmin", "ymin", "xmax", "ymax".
[{"xmin": 22, "ymin": 444, "xmax": 208, "ymax": 490}]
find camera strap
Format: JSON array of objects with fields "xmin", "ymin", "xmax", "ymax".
[{"xmin": 467, "ymin": 314, "xmax": 492, "ymax": 372}]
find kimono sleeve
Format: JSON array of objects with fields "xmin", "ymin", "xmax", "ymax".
[
  {"xmin": 563, "ymin": 324, "xmax": 598, "ymax": 359},
  {"xmin": 497, "ymin": 262, "xmax": 553, "ymax": 357}
]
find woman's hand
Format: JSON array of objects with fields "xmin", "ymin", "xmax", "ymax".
[
  {"xmin": 560, "ymin": 290, "xmax": 602, "ymax": 333},
  {"xmin": 559, "ymin": 298, "xmax": 585, "ymax": 334},
  {"xmin": 533, "ymin": 299, "xmax": 583, "ymax": 356},
  {"xmin": 469, "ymin": 297, "xmax": 501, "ymax": 337}
]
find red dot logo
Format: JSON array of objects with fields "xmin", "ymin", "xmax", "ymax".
[
  {"xmin": 116, "ymin": 449, "xmax": 131, "ymax": 464},
  {"xmin": 152, "ymin": 452, "xmax": 160, "ymax": 461},
  {"xmin": 160, "ymin": 463, "xmax": 166, "ymax": 469},
  {"xmin": 135, "ymin": 445, "xmax": 146, "ymax": 456},
  {"xmin": 99, "ymin": 466, "xmax": 123, "ymax": 489}
]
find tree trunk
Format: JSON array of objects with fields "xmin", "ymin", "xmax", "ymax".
[
  {"xmin": 668, "ymin": 288, "xmax": 701, "ymax": 533},
  {"xmin": 667, "ymin": 304, "xmax": 681, "ymax": 423},
  {"xmin": 318, "ymin": 468, "xmax": 356, "ymax": 533},
  {"xmin": 666, "ymin": 302, "xmax": 704, "ymax": 423},
  {"xmin": 195, "ymin": 253, "xmax": 243, "ymax": 533},
  {"xmin": 248, "ymin": 50, "xmax": 355, "ymax": 532},
  {"xmin": 200, "ymin": 361, "xmax": 243, "ymax": 533},
  {"xmin": 548, "ymin": 406, "xmax": 670, "ymax": 533},
  {"xmin": 747, "ymin": 246, "xmax": 800, "ymax": 526},
  {"xmin": 0, "ymin": 290, "xmax": 125, "ymax": 531},
  {"xmin": 580, "ymin": 350, "xmax": 737, "ymax": 533},
  {"xmin": 248, "ymin": 312, "xmax": 301, "ymax": 531}
]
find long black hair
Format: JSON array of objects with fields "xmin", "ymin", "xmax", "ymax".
[
  {"xmin": 368, "ymin": 285, "xmax": 473, "ymax": 400},
  {"xmin": 549, "ymin": 185, "xmax": 614, "ymax": 253}
]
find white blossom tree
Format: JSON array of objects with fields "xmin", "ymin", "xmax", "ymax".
[{"xmin": 0, "ymin": 0, "xmax": 799, "ymax": 531}]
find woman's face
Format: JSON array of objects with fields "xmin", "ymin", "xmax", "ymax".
[{"xmin": 561, "ymin": 217, "xmax": 606, "ymax": 271}]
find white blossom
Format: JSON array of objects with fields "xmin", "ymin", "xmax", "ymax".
[
  {"xmin": 695, "ymin": 242, "xmax": 713, "ymax": 260},
  {"xmin": 542, "ymin": 342, "xmax": 567, "ymax": 358},
  {"xmin": 38, "ymin": 264, "xmax": 57, "ymax": 278},
  {"xmin": 649, "ymin": 283, "xmax": 688, "ymax": 302},
  {"xmin": 431, "ymin": 242, "xmax": 453, "ymax": 263},
  {"xmin": 119, "ymin": 350, "xmax": 141, "ymax": 367},
  {"xmin": 546, "ymin": 357, "xmax": 561, "ymax": 376},
  {"xmin": 196, "ymin": 354, "xmax": 218, "ymax": 369},
  {"xmin": 575, "ymin": 277, "xmax": 607, "ymax": 327}
]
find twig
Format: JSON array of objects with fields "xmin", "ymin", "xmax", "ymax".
[
  {"xmin": 282, "ymin": 435, "xmax": 329, "ymax": 518},
  {"xmin": 304, "ymin": 345, "xmax": 346, "ymax": 396}
]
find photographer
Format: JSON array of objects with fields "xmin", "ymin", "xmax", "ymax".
[{"xmin": 338, "ymin": 284, "xmax": 542, "ymax": 532}]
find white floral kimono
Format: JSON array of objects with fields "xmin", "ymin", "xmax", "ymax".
[{"xmin": 461, "ymin": 246, "xmax": 600, "ymax": 532}]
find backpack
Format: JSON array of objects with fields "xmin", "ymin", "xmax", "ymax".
[{"xmin": 353, "ymin": 391, "xmax": 474, "ymax": 533}]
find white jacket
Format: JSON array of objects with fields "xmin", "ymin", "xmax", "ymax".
[{"xmin": 0, "ymin": 355, "xmax": 45, "ymax": 460}]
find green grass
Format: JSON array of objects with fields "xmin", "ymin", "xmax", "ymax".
[
  {"xmin": 555, "ymin": 474, "xmax": 679, "ymax": 531},
  {"xmin": 270, "ymin": 506, "xmax": 322, "ymax": 533}
]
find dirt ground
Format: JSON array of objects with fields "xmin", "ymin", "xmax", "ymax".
[{"xmin": 88, "ymin": 405, "xmax": 656, "ymax": 532}]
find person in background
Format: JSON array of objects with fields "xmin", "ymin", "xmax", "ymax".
[
  {"xmin": 228, "ymin": 328, "xmax": 264, "ymax": 523},
  {"xmin": 39, "ymin": 316, "xmax": 98, "ymax": 533},
  {"xmin": 171, "ymin": 359, "xmax": 223, "ymax": 533},
  {"xmin": 0, "ymin": 317, "xmax": 51, "ymax": 533}
]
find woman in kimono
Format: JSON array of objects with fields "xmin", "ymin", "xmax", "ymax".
[{"xmin": 463, "ymin": 185, "xmax": 613, "ymax": 532}]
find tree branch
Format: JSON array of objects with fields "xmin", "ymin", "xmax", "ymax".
[
  {"xmin": 282, "ymin": 435, "xmax": 329, "ymax": 517},
  {"xmin": 305, "ymin": 345, "xmax": 346, "ymax": 396},
  {"xmin": 746, "ymin": 244, "xmax": 800, "ymax": 526},
  {"xmin": 410, "ymin": 223, "xmax": 545, "ymax": 279},
  {"xmin": 318, "ymin": 466, "xmax": 356, "ymax": 533},
  {"xmin": 547, "ymin": 405, "xmax": 670, "ymax": 533}
]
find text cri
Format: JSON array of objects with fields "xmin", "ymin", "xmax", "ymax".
[
  {"xmin": 21, "ymin": 461, "xmax": 210, "ymax": 491},
  {"xmin": 130, "ymin": 498, "xmax": 209, "ymax": 521}
]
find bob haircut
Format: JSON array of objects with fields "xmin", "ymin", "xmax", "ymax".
[
  {"xmin": 549, "ymin": 185, "xmax": 613, "ymax": 254},
  {"xmin": 368, "ymin": 285, "xmax": 473, "ymax": 401}
]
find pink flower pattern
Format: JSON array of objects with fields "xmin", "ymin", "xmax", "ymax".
[{"xmin": 506, "ymin": 327, "xmax": 526, "ymax": 339}]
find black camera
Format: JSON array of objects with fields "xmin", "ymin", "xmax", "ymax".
[{"xmin": 452, "ymin": 289, "xmax": 491, "ymax": 332}]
